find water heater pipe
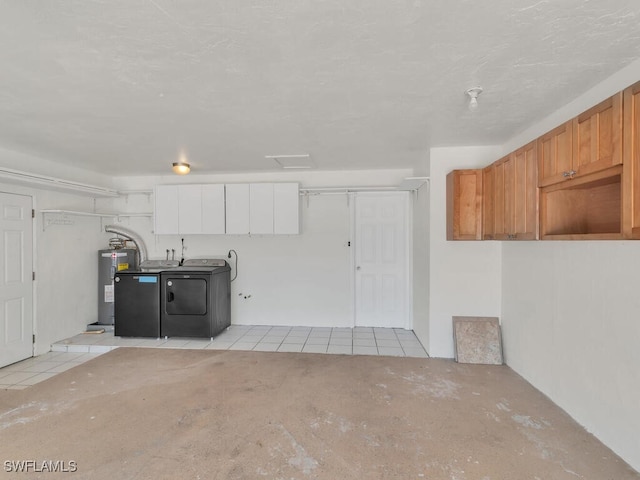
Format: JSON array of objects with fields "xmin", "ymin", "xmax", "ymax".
[{"xmin": 104, "ymin": 225, "xmax": 148, "ymax": 268}]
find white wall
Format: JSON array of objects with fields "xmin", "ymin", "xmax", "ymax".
[
  {"xmin": 412, "ymin": 153, "xmax": 430, "ymax": 350},
  {"xmin": 428, "ymin": 146, "xmax": 502, "ymax": 358},
  {"xmin": 502, "ymin": 241, "xmax": 640, "ymax": 471},
  {"xmin": 103, "ymin": 169, "xmax": 415, "ymax": 328},
  {"xmin": 0, "ymin": 182, "xmax": 109, "ymax": 355},
  {"xmin": 500, "ymin": 59, "xmax": 640, "ymax": 472}
]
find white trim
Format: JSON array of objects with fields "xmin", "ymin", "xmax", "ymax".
[{"xmin": 0, "ymin": 167, "xmax": 118, "ymax": 197}]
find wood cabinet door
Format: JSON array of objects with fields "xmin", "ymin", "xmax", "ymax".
[
  {"xmin": 623, "ymin": 81, "xmax": 640, "ymax": 238},
  {"xmin": 492, "ymin": 157, "xmax": 508, "ymax": 239},
  {"xmin": 537, "ymin": 120, "xmax": 573, "ymax": 187},
  {"xmin": 512, "ymin": 141, "xmax": 538, "ymax": 239},
  {"xmin": 482, "ymin": 165, "xmax": 495, "ymax": 239},
  {"xmin": 573, "ymin": 92, "xmax": 622, "ymax": 177},
  {"xmin": 446, "ymin": 169, "xmax": 483, "ymax": 240}
]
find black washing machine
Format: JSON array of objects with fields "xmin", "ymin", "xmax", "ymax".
[
  {"xmin": 114, "ymin": 260, "xmax": 180, "ymax": 338},
  {"xmin": 114, "ymin": 270, "xmax": 161, "ymax": 337},
  {"xmin": 160, "ymin": 259, "xmax": 231, "ymax": 338}
]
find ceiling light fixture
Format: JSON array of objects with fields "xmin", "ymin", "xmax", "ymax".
[
  {"xmin": 172, "ymin": 162, "xmax": 190, "ymax": 175},
  {"xmin": 465, "ymin": 87, "xmax": 483, "ymax": 111}
]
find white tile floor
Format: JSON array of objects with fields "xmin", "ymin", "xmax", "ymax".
[
  {"xmin": 0, "ymin": 351, "xmax": 104, "ymax": 390},
  {"xmin": 0, "ymin": 325, "xmax": 428, "ymax": 390}
]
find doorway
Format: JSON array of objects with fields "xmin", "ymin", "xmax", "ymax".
[
  {"xmin": 0, "ymin": 192, "xmax": 34, "ymax": 368},
  {"xmin": 353, "ymin": 192, "xmax": 410, "ymax": 329}
]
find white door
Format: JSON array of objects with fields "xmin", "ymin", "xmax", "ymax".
[
  {"xmin": 0, "ymin": 192, "xmax": 34, "ymax": 367},
  {"xmin": 354, "ymin": 193, "xmax": 409, "ymax": 328}
]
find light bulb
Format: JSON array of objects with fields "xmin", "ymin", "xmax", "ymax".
[
  {"xmin": 172, "ymin": 162, "xmax": 191, "ymax": 175},
  {"xmin": 468, "ymin": 96, "xmax": 478, "ymax": 111}
]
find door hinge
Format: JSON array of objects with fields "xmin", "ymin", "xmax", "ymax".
[
  {"xmin": 32, "ymin": 209, "xmax": 35, "ymax": 218},
  {"xmin": 32, "ymin": 334, "xmax": 36, "ymax": 344},
  {"xmin": 32, "ymin": 271, "xmax": 36, "ymax": 281}
]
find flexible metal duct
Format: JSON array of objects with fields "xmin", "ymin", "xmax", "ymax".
[{"xmin": 104, "ymin": 225, "xmax": 148, "ymax": 268}]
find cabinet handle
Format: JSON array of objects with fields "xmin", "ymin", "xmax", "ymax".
[{"xmin": 563, "ymin": 170, "xmax": 577, "ymax": 179}]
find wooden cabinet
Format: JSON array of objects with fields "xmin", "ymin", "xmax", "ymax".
[
  {"xmin": 446, "ymin": 169, "xmax": 483, "ymax": 240},
  {"xmin": 538, "ymin": 92, "xmax": 624, "ymax": 239},
  {"xmin": 623, "ymin": 80, "xmax": 640, "ymax": 239},
  {"xmin": 537, "ymin": 120, "xmax": 573, "ymax": 187},
  {"xmin": 481, "ymin": 141, "xmax": 538, "ymax": 240},
  {"xmin": 538, "ymin": 93, "xmax": 622, "ymax": 188},
  {"xmin": 573, "ymin": 92, "xmax": 622, "ymax": 177},
  {"xmin": 492, "ymin": 157, "xmax": 507, "ymax": 239},
  {"xmin": 511, "ymin": 141, "xmax": 538, "ymax": 240},
  {"xmin": 482, "ymin": 165, "xmax": 495, "ymax": 240},
  {"xmin": 448, "ymin": 82, "xmax": 639, "ymax": 242},
  {"xmin": 540, "ymin": 167, "xmax": 622, "ymax": 239}
]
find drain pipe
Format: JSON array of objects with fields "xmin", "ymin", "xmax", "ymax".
[{"xmin": 104, "ymin": 225, "xmax": 148, "ymax": 268}]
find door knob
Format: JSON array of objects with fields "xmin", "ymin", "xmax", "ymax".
[{"xmin": 356, "ymin": 266, "xmax": 361, "ymax": 270}]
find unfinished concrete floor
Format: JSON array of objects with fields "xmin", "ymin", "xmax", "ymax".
[{"xmin": 0, "ymin": 347, "xmax": 637, "ymax": 479}]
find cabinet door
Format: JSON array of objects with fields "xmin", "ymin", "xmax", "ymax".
[
  {"xmin": 503, "ymin": 155, "xmax": 516, "ymax": 237},
  {"xmin": 482, "ymin": 165, "xmax": 495, "ymax": 240},
  {"xmin": 512, "ymin": 141, "xmax": 538, "ymax": 239},
  {"xmin": 623, "ymin": 81, "xmax": 640, "ymax": 238},
  {"xmin": 446, "ymin": 169, "xmax": 482, "ymax": 240},
  {"xmin": 250, "ymin": 183, "xmax": 274, "ymax": 234},
  {"xmin": 154, "ymin": 185, "xmax": 179, "ymax": 234},
  {"xmin": 492, "ymin": 157, "xmax": 508, "ymax": 240},
  {"xmin": 273, "ymin": 183, "xmax": 300, "ymax": 234},
  {"xmin": 537, "ymin": 120, "xmax": 573, "ymax": 187},
  {"xmin": 225, "ymin": 184, "xmax": 250, "ymax": 234},
  {"xmin": 201, "ymin": 184, "xmax": 225, "ymax": 234},
  {"xmin": 178, "ymin": 185, "xmax": 202, "ymax": 234},
  {"xmin": 573, "ymin": 92, "xmax": 622, "ymax": 177}
]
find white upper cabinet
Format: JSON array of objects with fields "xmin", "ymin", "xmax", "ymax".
[
  {"xmin": 201, "ymin": 184, "xmax": 225, "ymax": 234},
  {"xmin": 274, "ymin": 183, "xmax": 300, "ymax": 234},
  {"xmin": 178, "ymin": 185, "xmax": 203, "ymax": 234},
  {"xmin": 154, "ymin": 184, "xmax": 225, "ymax": 235},
  {"xmin": 249, "ymin": 183, "xmax": 275, "ymax": 234},
  {"xmin": 154, "ymin": 185, "xmax": 179, "ymax": 234},
  {"xmin": 225, "ymin": 183, "xmax": 250, "ymax": 234},
  {"xmin": 154, "ymin": 182, "xmax": 299, "ymax": 235}
]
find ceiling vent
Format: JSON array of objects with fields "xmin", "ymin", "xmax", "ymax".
[{"xmin": 266, "ymin": 154, "xmax": 315, "ymax": 169}]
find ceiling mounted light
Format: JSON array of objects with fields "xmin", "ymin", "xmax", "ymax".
[
  {"xmin": 465, "ymin": 87, "xmax": 483, "ymax": 111},
  {"xmin": 172, "ymin": 162, "xmax": 190, "ymax": 175}
]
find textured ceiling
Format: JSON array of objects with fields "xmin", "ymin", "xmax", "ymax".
[{"xmin": 0, "ymin": 0, "xmax": 639, "ymax": 176}]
